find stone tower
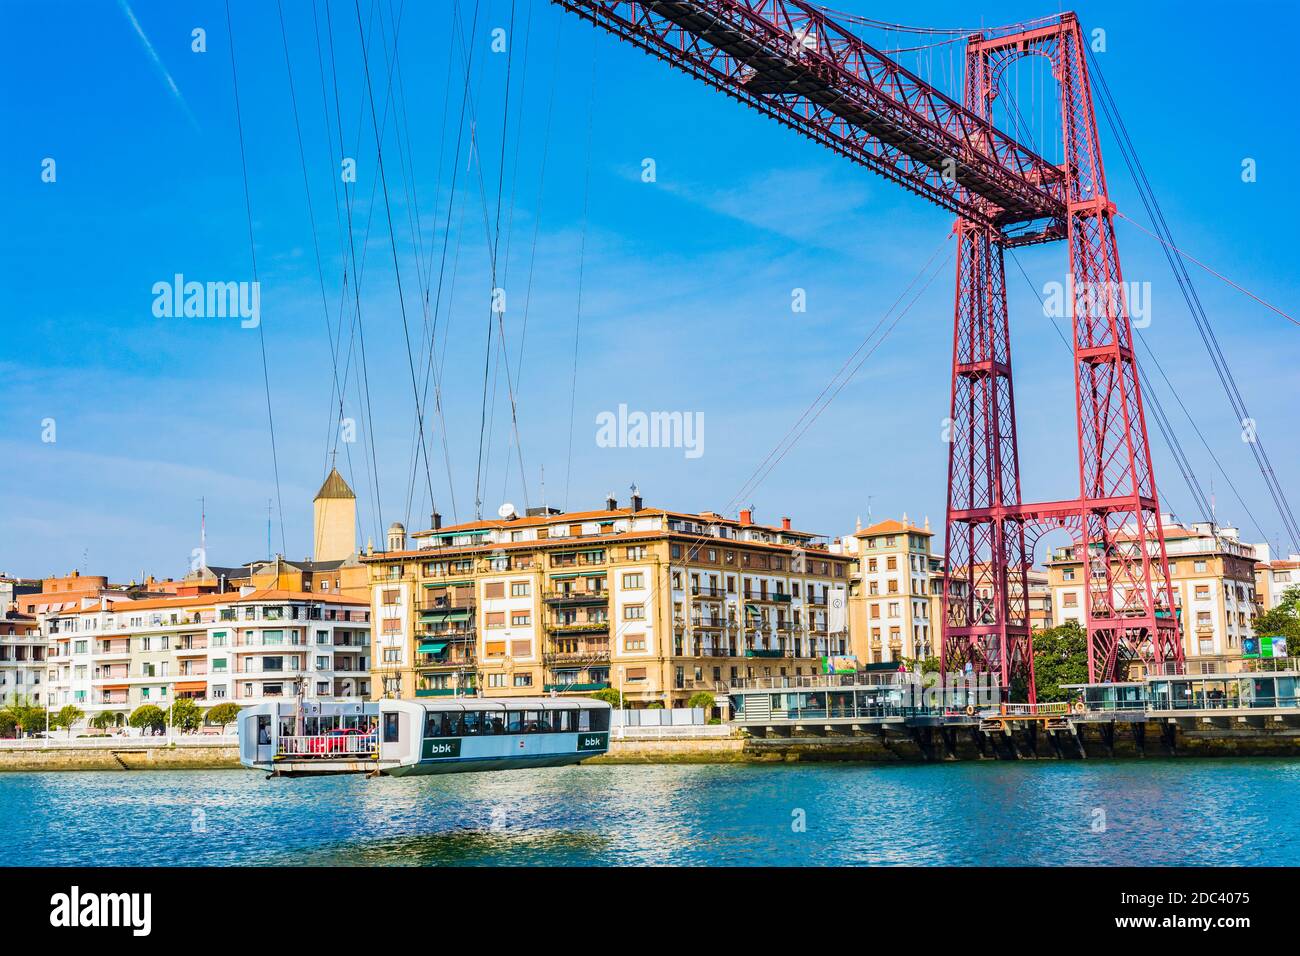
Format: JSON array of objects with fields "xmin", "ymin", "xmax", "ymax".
[{"xmin": 313, "ymin": 468, "xmax": 357, "ymax": 562}]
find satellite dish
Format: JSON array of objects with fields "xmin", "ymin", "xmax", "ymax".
[{"xmin": 498, "ymin": 502, "xmax": 517, "ymax": 519}]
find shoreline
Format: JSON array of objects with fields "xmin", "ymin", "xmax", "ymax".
[{"xmin": 6, "ymin": 720, "xmax": 1300, "ymax": 771}]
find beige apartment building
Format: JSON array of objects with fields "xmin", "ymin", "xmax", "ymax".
[
  {"xmin": 363, "ymin": 495, "xmax": 853, "ymax": 708},
  {"xmin": 1046, "ymin": 519, "xmax": 1258, "ymax": 673},
  {"xmin": 841, "ymin": 517, "xmax": 971, "ymax": 664}
]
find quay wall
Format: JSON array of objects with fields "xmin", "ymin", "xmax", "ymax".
[
  {"xmin": 5, "ymin": 722, "xmax": 1300, "ymax": 771},
  {"xmin": 0, "ymin": 743, "xmax": 242, "ymax": 772}
]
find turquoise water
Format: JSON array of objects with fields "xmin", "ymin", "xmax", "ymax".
[{"xmin": 2, "ymin": 760, "xmax": 1298, "ymax": 866}]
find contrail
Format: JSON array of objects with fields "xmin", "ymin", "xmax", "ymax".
[{"xmin": 118, "ymin": 0, "xmax": 200, "ymax": 130}]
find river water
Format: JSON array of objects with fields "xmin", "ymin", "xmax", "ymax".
[{"xmin": 2, "ymin": 760, "xmax": 1296, "ymax": 866}]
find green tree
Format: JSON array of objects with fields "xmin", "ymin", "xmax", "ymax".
[
  {"xmin": 88, "ymin": 711, "xmax": 119, "ymax": 732},
  {"xmin": 1254, "ymin": 586, "xmax": 1300, "ymax": 646},
  {"xmin": 686, "ymin": 691, "xmax": 715, "ymax": 712},
  {"xmin": 4, "ymin": 698, "xmax": 48, "ymax": 737},
  {"xmin": 128, "ymin": 704, "xmax": 166, "ymax": 734},
  {"xmin": 0, "ymin": 710, "xmax": 16, "ymax": 738},
  {"xmin": 166, "ymin": 698, "xmax": 204, "ymax": 733},
  {"xmin": 53, "ymin": 704, "xmax": 84, "ymax": 738},
  {"xmin": 1031, "ymin": 621, "xmax": 1090, "ymax": 702},
  {"xmin": 207, "ymin": 702, "xmax": 241, "ymax": 732},
  {"xmin": 902, "ymin": 655, "xmax": 942, "ymax": 674},
  {"xmin": 588, "ymin": 688, "xmax": 624, "ymax": 708}
]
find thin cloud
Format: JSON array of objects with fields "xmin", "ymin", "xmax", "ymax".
[{"xmin": 118, "ymin": 0, "xmax": 200, "ymax": 131}]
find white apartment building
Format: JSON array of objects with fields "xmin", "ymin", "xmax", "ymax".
[
  {"xmin": 44, "ymin": 588, "xmax": 371, "ymax": 720},
  {"xmin": 0, "ymin": 614, "xmax": 46, "ymax": 705},
  {"xmin": 1251, "ymin": 543, "xmax": 1300, "ymax": 610}
]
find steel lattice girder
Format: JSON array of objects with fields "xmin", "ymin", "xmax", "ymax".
[{"xmin": 552, "ymin": 0, "xmax": 1066, "ymax": 239}]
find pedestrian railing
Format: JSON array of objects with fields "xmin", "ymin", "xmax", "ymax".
[{"xmin": 275, "ymin": 734, "xmax": 378, "ymax": 758}]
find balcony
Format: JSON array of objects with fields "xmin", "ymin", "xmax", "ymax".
[
  {"xmin": 419, "ymin": 589, "xmax": 476, "ymax": 610},
  {"xmin": 416, "ymin": 638, "xmax": 477, "ymax": 670},
  {"xmin": 545, "ymin": 619, "xmax": 610, "ymax": 635},
  {"xmin": 419, "ymin": 596, "xmax": 475, "ymax": 628},
  {"xmin": 543, "ymin": 589, "xmax": 608, "ymax": 606},
  {"xmin": 544, "ymin": 639, "xmax": 611, "ymax": 665},
  {"xmin": 550, "ymin": 551, "xmax": 606, "ymax": 569},
  {"xmin": 689, "ymin": 616, "xmax": 726, "ymax": 629},
  {"xmin": 690, "ymin": 585, "xmax": 726, "ymax": 598},
  {"xmin": 418, "ymin": 626, "xmax": 475, "ymax": 642}
]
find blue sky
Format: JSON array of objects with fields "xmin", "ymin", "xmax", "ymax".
[{"xmin": 1, "ymin": 0, "xmax": 1297, "ymax": 581}]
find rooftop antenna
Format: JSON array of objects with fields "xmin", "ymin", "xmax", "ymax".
[
  {"xmin": 199, "ymin": 496, "xmax": 206, "ymax": 563},
  {"xmin": 267, "ymin": 498, "xmax": 273, "ymax": 561},
  {"xmin": 540, "ymin": 466, "xmax": 547, "ymax": 512},
  {"xmin": 1210, "ymin": 478, "xmax": 1217, "ymax": 530}
]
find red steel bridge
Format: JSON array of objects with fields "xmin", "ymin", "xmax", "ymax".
[{"xmin": 550, "ymin": 0, "xmax": 1185, "ymax": 701}]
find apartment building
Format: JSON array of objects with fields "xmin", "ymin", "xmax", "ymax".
[
  {"xmin": 1046, "ymin": 519, "xmax": 1258, "ymax": 672},
  {"xmin": 364, "ymin": 495, "xmax": 853, "ymax": 708},
  {"xmin": 0, "ymin": 613, "xmax": 44, "ymax": 705},
  {"xmin": 44, "ymin": 589, "xmax": 371, "ymax": 719},
  {"xmin": 842, "ymin": 517, "xmax": 971, "ymax": 664},
  {"xmin": 1026, "ymin": 569, "xmax": 1053, "ymax": 630},
  {"xmin": 1251, "ymin": 543, "xmax": 1300, "ymax": 610}
]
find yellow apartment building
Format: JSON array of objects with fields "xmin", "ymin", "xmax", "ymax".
[
  {"xmin": 363, "ymin": 495, "xmax": 853, "ymax": 708},
  {"xmin": 840, "ymin": 516, "xmax": 971, "ymax": 664}
]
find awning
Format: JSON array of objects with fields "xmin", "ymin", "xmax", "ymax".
[
  {"xmin": 424, "ymin": 579, "xmax": 472, "ymax": 588},
  {"xmin": 175, "ymin": 681, "xmax": 207, "ymax": 692},
  {"xmin": 100, "ymin": 684, "xmax": 129, "ymax": 691},
  {"xmin": 550, "ymin": 572, "xmax": 581, "ymax": 580},
  {"xmin": 417, "ymin": 641, "xmax": 449, "ymax": 655},
  {"xmin": 421, "ymin": 609, "xmax": 471, "ymax": 623}
]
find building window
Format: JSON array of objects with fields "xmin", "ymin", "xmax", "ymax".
[
  {"xmin": 624, "ymin": 605, "xmax": 645, "ymax": 621},
  {"xmin": 511, "ymin": 581, "xmax": 530, "ymax": 597},
  {"xmin": 485, "ymin": 612, "xmax": 505, "ymax": 628},
  {"xmin": 513, "ymin": 674, "xmax": 533, "ymax": 687},
  {"xmin": 622, "ymin": 573, "xmax": 644, "ymax": 589}
]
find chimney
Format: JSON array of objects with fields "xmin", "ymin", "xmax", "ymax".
[
  {"xmin": 739, "ymin": 508, "xmax": 753, "ymax": 527},
  {"xmin": 431, "ymin": 510, "xmax": 443, "ymax": 531},
  {"xmin": 631, "ymin": 491, "xmax": 643, "ymax": 513},
  {"xmin": 606, "ymin": 493, "xmax": 618, "ymax": 511},
  {"xmin": 781, "ymin": 516, "xmax": 792, "ymax": 531}
]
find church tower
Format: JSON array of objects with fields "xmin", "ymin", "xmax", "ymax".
[{"xmin": 313, "ymin": 468, "xmax": 357, "ymax": 562}]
